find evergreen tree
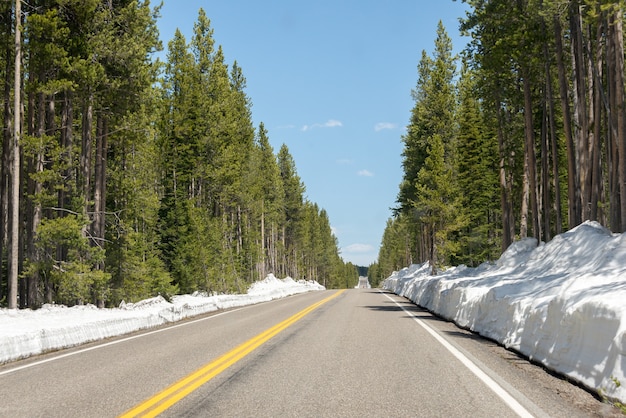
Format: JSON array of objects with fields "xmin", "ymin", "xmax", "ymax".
[
  {"xmin": 396, "ymin": 21, "xmax": 462, "ymax": 272},
  {"xmin": 277, "ymin": 144, "xmax": 305, "ymax": 278},
  {"xmin": 455, "ymin": 65, "xmax": 500, "ymax": 266}
]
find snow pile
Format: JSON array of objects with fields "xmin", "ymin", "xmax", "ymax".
[
  {"xmin": 0, "ymin": 275, "xmax": 324, "ymax": 365},
  {"xmin": 247, "ymin": 274, "xmax": 325, "ymax": 298},
  {"xmin": 383, "ymin": 221, "xmax": 626, "ymax": 403}
]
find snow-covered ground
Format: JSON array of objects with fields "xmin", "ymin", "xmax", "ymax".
[
  {"xmin": 383, "ymin": 221, "xmax": 626, "ymax": 404},
  {"xmin": 0, "ymin": 274, "xmax": 324, "ymax": 365},
  {"xmin": 4, "ymin": 221, "xmax": 626, "ymax": 405}
]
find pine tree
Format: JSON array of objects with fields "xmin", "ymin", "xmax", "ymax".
[
  {"xmin": 277, "ymin": 144, "xmax": 305, "ymax": 278},
  {"xmin": 455, "ymin": 65, "xmax": 500, "ymax": 265},
  {"xmin": 396, "ymin": 21, "xmax": 461, "ymax": 271}
]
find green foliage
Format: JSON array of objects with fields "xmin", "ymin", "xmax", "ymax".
[
  {"xmin": 383, "ymin": 20, "xmax": 500, "ymax": 277},
  {"xmin": 25, "ymin": 215, "xmax": 111, "ymax": 305},
  {"xmin": 4, "ymin": 4, "xmax": 355, "ymax": 309}
]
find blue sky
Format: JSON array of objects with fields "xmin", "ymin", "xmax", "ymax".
[{"xmin": 155, "ymin": 1, "xmax": 470, "ymax": 266}]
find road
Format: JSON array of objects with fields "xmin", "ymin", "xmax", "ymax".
[
  {"xmin": 357, "ymin": 276, "xmax": 370, "ymax": 288},
  {"xmin": 0, "ymin": 289, "xmax": 621, "ymax": 417}
]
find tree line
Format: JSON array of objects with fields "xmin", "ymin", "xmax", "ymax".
[
  {"xmin": 370, "ymin": 0, "xmax": 626, "ymax": 286},
  {"xmin": 0, "ymin": 2, "xmax": 357, "ymax": 309}
]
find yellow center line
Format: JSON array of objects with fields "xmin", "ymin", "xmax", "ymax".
[{"xmin": 119, "ymin": 289, "xmax": 346, "ymax": 418}]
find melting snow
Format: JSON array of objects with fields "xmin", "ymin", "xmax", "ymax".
[{"xmin": 383, "ymin": 221, "xmax": 626, "ymax": 403}]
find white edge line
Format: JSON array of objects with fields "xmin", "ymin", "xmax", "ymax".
[
  {"xmin": 381, "ymin": 291, "xmax": 535, "ymax": 418},
  {"xmin": 0, "ymin": 307, "xmax": 246, "ymax": 377}
]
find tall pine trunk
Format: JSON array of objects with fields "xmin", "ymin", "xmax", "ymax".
[
  {"xmin": 554, "ymin": 13, "xmax": 581, "ymax": 228},
  {"xmin": 522, "ymin": 70, "xmax": 540, "ymax": 241},
  {"xmin": 496, "ymin": 101, "xmax": 514, "ymax": 251},
  {"xmin": 93, "ymin": 114, "xmax": 107, "ymax": 250},
  {"xmin": 590, "ymin": 13, "xmax": 604, "ymax": 223},
  {"xmin": 611, "ymin": 8, "xmax": 626, "ymax": 231},
  {"xmin": 571, "ymin": 2, "xmax": 591, "ymax": 222},
  {"xmin": 8, "ymin": 0, "xmax": 21, "ymax": 309},
  {"xmin": 24, "ymin": 89, "xmax": 44, "ymax": 308},
  {"xmin": 0, "ymin": 3, "xmax": 13, "ymax": 303},
  {"xmin": 81, "ymin": 91, "xmax": 93, "ymax": 220}
]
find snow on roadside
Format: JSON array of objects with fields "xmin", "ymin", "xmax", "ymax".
[
  {"xmin": 0, "ymin": 274, "xmax": 324, "ymax": 365},
  {"xmin": 383, "ymin": 221, "xmax": 626, "ymax": 404}
]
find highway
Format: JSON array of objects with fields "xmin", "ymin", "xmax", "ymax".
[{"xmin": 0, "ymin": 289, "xmax": 620, "ymax": 417}]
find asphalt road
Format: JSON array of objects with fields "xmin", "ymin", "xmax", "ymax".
[{"xmin": 0, "ymin": 289, "xmax": 621, "ymax": 417}]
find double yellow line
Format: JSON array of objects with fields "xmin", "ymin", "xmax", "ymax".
[{"xmin": 119, "ymin": 290, "xmax": 345, "ymax": 417}]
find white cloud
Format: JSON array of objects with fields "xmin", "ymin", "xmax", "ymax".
[
  {"xmin": 357, "ymin": 169, "xmax": 374, "ymax": 177},
  {"xmin": 374, "ymin": 122, "xmax": 397, "ymax": 132},
  {"xmin": 343, "ymin": 243, "xmax": 375, "ymax": 254},
  {"xmin": 301, "ymin": 119, "xmax": 343, "ymax": 131}
]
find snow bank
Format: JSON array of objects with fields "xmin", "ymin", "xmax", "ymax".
[
  {"xmin": 0, "ymin": 275, "xmax": 324, "ymax": 364},
  {"xmin": 383, "ymin": 221, "xmax": 626, "ymax": 403}
]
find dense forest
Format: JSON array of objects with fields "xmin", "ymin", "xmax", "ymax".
[
  {"xmin": 0, "ymin": 1, "xmax": 358, "ymax": 309},
  {"xmin": 369, "ymin": 0, "xmax": 626, "ymax": 287}
]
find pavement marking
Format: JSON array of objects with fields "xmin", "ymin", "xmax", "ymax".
[
  {"xmin": 119, "ymin": 290, "xmax": 346, "ymax": 418},
  {"xmin": 381, "ymin": 291, "xmax": 539, "ymax": 418},
  {"xmin": 0, "ymin": 307, "xmax": 247, "ymax": 377}
]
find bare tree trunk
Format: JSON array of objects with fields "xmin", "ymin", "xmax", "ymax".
[
  {"xmin": 59, "ymin": 91, "xmax": 73, "ymax": 210},
  {"xmin": 81, "ymin": 92, "xmax": 93, "ymax": 218},
  {"xmin": 260, "ymin": 205, "xmax": 266, "ymax": 279},
  {"xmin": 8, "ymin": 0, "xmax": 21, "ymax": 309},
  {"xmin": 611, "ymin": 8, "xmax": 626, "ymax": 231},
  {"xmin": 547, "ymin": 72, "xmax": 563, "ymax": 235},
  {"xmin": 554, "ymin": 13, "xmax": 582, "ymax": 228},
  {"xmin": 571, "ymin": 2, "xmax": 591, "ymax": 222},
  {"xmin": 496, "ymin": 101, "xmax": 514, "ymax": 251},
  {"xmin": 0, "ymin": 3, "xmax": 13, "ymax": 303},
  {"xmin": 520, "ymin": 154, "xmax": 529, "ymax": 239},
  {"xmin": 541, "ymin": 18, "xmax": 562, "ymax": 236},
  {"xmin": 93, "ymin": 114, "xmax": 107, "ymax": 248},
  {"xmin": 590, "ymin": 14, "xmax": 604, "ymax": 222},
  {"xmin": 607, "ymin": 9, "xmax": 620, "ymax": 231},
  {"xmin": 541, "ymin": 93, "xmax": 551, "ymax": 241},
  {"xmin": 522, "ymin": 71, "xmax": 540, "ymax": 241}
]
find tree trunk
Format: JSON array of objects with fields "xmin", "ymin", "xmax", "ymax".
[
  {"xmin": 547, "ymin": 68, "xmax": 562, "ymax": 235},
  {"xmin": 81, "ymin": 92, "xmax": 93, "ymax": 218},
  {"xmin": 59, "ymin": 91, "xmax": 73, "ymax": 211},
  {"xmin": 554, "ymin": 13, "xmax": 581, "ymax": 228},
  {"xmin": 0, "ymin": 3, "xmax": 13, "ymax": 303},
  {"xmin": 607, "ymin": 9, "xmax": 620, "ymax": 231},
  {"xmin": 496, "ymin": 101, "xmax": 513, "ymax": 251},
  {"xmin": 522, "ymin": 70, "xmax": 540, "ymax": 241},
  {"xmin": 590, "ymin": 13, "xmax": 604, "ymax": 223},
  {"xmin": 260, "ymin": 205, "xmax": 266, "ymax": 279},
  {"xmin": 520, "ymin": 153, "xmax": 529, "ymax": 239},
  {"xmin": 541, "ymin": 92, "xmax": 551, "ymax": 241},
  {"xmin": 93, "ymin": 114, "xmax": 106, "ymax": 248},
  {"xmin": 25, "ymin": 89, "xmax": 44, "ymax": 308},
  {"xmin": 8, "ymin": 0, "xmax": 21, "ymax": 309},
  {"xmin": 611, "ymin": 8, "xmax": 626, "ymax": 231},
  {"xmin": 570, "ymin": 2, "xmax": 591, "ymax": 222}
]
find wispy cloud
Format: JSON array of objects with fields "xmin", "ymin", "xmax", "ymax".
[
  {"xmin": 357, "ymin": 169, "xmax": 374, "ymax": 177},
  {"xmin": 374, "ymin": 122, "xmax": 397, "ymax": 132},
  {"xmin": 343, "ymin": 243, "xmax": 375, "ymax": 254},
  {"xmin": 301, "ymin": 119, "xmax": 343, "ymax": 132}
]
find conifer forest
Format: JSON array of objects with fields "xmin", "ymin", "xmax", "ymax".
[
  {"xmin": 369, "ymin": 0, "xmax": 626, "ymax": 287},
  {"xmin": 0, "ymin": 2, "xmax": 358, "ymax": 309},
  {"xmin": 3, "ymin": 1, "xmax": 626, "ymax": 306}
]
